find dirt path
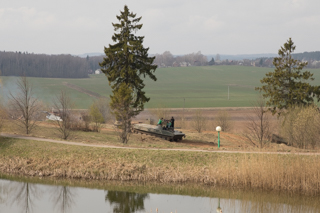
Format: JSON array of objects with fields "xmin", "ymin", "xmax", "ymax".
[{"xmin": 1, "ymin": 133, "xmax": 319, "ymax": 156}]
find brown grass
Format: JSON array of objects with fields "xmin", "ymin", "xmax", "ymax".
[{"xmin": 0, "ymin": 137, "xmax": 319, "ymax": 195}]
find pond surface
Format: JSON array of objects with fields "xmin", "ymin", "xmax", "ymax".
[{"xmin": 0, "ymin": 176, "xmax": 319, "ymax": 213}]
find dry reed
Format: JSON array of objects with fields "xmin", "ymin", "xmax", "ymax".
[{"xmin": 0, "ymin": 138, "xmax": 319, "ymax": 195}]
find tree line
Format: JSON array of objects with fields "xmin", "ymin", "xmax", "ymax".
[
  {"xmin": 255, "ymin": 51, "xmax": 320, "ymax": 68},
  {"xmin": 153, "ymin": 51, "xmax": 208, "ymax": 67},
  {"xmin": 0, "ymin": 51, "xmax": 104, "ymax": 78}
]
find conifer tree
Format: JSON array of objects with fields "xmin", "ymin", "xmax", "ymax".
[
  {"xmin": 256, "ymin": 38, "xmax": 320, "ymax": 115},
  {"xmin": 100, "ymin": 5, "xmax": 157, "ymax": 116}
]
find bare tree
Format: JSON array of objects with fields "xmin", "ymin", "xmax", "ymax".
[
  {"xmin": 80, "ymin": 110, "xmax": 91, "ymax": 131},
  {"xmin": 215, "ymin": 111, "xmax": 232, "ymax": 132},
  {"xmin": 154, "ymin": 104, "xmax": 171, "ymax": 121},
  {"xmin": 192, "ymin": 109, "xmax": 207, "ymax": 133},
  {"xmin": 50, "ymin": 186, "xmax": 77, "ymax": 213},
  {"xmin": 10, "ymin": 182, "xmax": 41, "ymax": 213},
  {"xmin": 94, "ymin": 97, "xmax": 111, "ymax": 124},
  {"xmin": 53, "ymin": 90, "xmax": 73, "ymax": 139},
  {"xmin": 245, "ymin": 97, "xmax": 272, "ymax": 148},
  {"xmin": 8, "ymin": 76, "xmax": 41, "ymax": 134}
]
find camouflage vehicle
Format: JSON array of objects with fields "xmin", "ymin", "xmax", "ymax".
[{"xmin": 132, "ymin": 123, "xmax": 185, "ymax": 142}]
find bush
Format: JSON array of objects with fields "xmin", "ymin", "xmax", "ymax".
[
  {"xmin": 215, "ymin": 111, "xmax": 232, "ymax": 132},
  {"xmin": 280, "ymin": 105, "xmax": 320, "ymax": 149},
  {"xmin": 191, "ymin": 110, "xmax": 207, "ymax": 133},
  {"xmin": 94, "ymin": 98, "xmax": 111, "ymax": 124},
  {"xmin": 81, "ymin": 110, "xmax": 91, "ymax": 131},
  {"xmin": 154, "ymin": 104, "xmax": 171, "ymax": 121},
  {"xmin": 90, "ymin": 103, "xmax": 104, "ymax": 132}
]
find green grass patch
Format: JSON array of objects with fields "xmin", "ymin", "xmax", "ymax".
[{"xmin": 3, "ymin": 66, "xmax": 319, "ymax": 108}]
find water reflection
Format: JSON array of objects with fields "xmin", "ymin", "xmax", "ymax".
[
  {"xmin": 10, "ymin": 182, "xmax": 41, "ymax": 213},
  {"xmin": 105, "ymin": 191, "xmax": 149, "ymax": 213},
  {"xmin": 216, "ymin": 198, "xmax": 222, "ymax": 213},
  {"xmin": 0, "ymin": 181, "xmax": 9, "ymax": 204},
  {"xmin": 50, "ymin": 186, "xmax": 77, "ymax": 213},
  {"xmin": 0, "ymin": 176, "xmax": 319, "ymax": 213}
]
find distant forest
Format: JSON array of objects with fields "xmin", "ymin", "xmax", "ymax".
[
  {"xmin": 1, "ymin": 50, "xmax": 320, "ymax": 79},
  {"xmin": 0, "ymin": 51, "xmax": 103, "ymax": 78},
  {"xmin": 293, "ymin": 51, "xmax": 320, "ymax": 61}
]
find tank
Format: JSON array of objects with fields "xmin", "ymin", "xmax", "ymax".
[{"xmin": 132, "ymin": 123, "xmax": 186, "ymax": 142}]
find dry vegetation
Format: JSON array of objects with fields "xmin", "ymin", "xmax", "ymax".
[
  {"xmin": 0, "ymin": 138, "xmax": 319, "ymax": 195},
  {"xmin": 191, "ymin": 109, "xmax": 207, "ymax": 133},
  {"xmin": 214, "ymin": 111, "xmax": 233, "ymax": 132},
  {"xmin": 1, "ymin": 105, "xmax": 320, "ymax": 195},
  {"xmin": 280, "ymin": 105, "xmax": 320, "ymax": 149}
]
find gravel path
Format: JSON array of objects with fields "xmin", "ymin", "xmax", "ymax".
[{"xmin": 1, "ymin": 133, "xmax": 319, "ymax": 156}]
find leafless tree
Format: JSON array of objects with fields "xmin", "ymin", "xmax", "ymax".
[
  {"xmin": 245, "ymin": 97, "xmax": 272, "ymax": 148},
  {"xmin": 154, "ymin": 104, "xmax": 171, "ymax": 121},
  {"xmin": 50, "ymin": 186, "xmax": 77, "ymax": 213},
  {"xmin": 10, "ymin": 182, "xmax": 41, "ymax": 213},
  {"xmin": 215, "ymin": 111, "xmax": 233, "ymax": 132},
  {"xmin": 94, "ymin": 97, "xmax": 111, "ymax": 123},
  {"xmin": 53, "ymin": 90, "xmax": 74, "ymax": 139},
  {"xmin": 80, "ymin": 110, "xmax": 91, "ymax": 131},
  {"xmin": 8, "ymin": 76, "xmax": 41, "ymax": 134},
  {"xmin": 192, "ymin": 109, "xmax": 207, "ymax": 133}
]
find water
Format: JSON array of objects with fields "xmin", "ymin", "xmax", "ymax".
[{"xmin": 0, "ymin": 176, "xmax": 319, "ymax": 213}]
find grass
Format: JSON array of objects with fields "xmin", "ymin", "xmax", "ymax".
[
  {"xmin": 3, "ymin": 65, "xmax": 320, "ymax": 108},
  {"xmin": 0, "ymin": 136, "xmax": 320, "ymax": 195},
  {"xmin": 1, "ymin": 120, "xmax": 227, "ymax": 150}
]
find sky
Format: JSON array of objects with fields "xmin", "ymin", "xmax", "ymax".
[{"xmin": 0, "ymin": 0, "xmax": 319, "ymax": 55}]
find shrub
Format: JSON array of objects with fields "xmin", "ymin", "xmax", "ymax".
[
  {"xmin": 215, "ymin": 111, "xmax": 232, "ymax": 132},
  {"xmin": 280, "ymin": 105, "xmax": 320, "ymax": 149},
  {"xmin": 191, "ymin": 110, "xmax": 207, "ymax": 133},
  {"xmin": 90, "ymin": 103, "xmax": 104, "ymax": 132}
]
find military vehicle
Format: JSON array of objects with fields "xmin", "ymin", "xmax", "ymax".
[{"xmin": 132, "ymin": 123, "xmax": 185, "ymax": 142}]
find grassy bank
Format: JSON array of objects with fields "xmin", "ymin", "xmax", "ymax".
[{"xmin": 0, "ymin": 137, "xmax": 319, "ymax": 195}]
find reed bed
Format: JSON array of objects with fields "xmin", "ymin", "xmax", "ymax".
[{"xmin": 0, "ymin": 137, "xmax": 319, "ymax": 195}]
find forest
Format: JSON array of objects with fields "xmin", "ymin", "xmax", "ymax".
[
  {"xmin": 1, "ymin": 50, "xmax": 320, "ymax": 78},
  {"xmin": 0, "ymin": 51, "xmax": 103, "ymax": 78}
]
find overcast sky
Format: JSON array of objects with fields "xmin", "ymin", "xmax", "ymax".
[{"xmin": 1, "ymin": 0, "xmax": 319, "ymax": 55}]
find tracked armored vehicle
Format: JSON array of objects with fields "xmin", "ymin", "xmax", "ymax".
[{"xmin": 132, "ymin": 123, "xmax": 185, "ymax": 142}]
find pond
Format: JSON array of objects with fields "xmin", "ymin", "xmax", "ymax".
[{"xmin": 0, "ymin": 175, "xmax": 319, "ymax": 213}]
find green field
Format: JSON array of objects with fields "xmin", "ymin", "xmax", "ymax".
[{"xmin": 1, "ymin": 65, "xmax": 320, "ymax": 109}]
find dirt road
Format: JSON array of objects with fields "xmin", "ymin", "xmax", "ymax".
[{"xmin": 1, "ymin": 133, "xmax": 319, "ymax": 156}]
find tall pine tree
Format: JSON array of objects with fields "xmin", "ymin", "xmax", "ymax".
[
  {"xmin": 256, "ymin": 38, "xmax": 320, "ymax": 115},
  {"xmin": 100, "ymin": 5, "xmax": 157, "ymax": 116}
]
